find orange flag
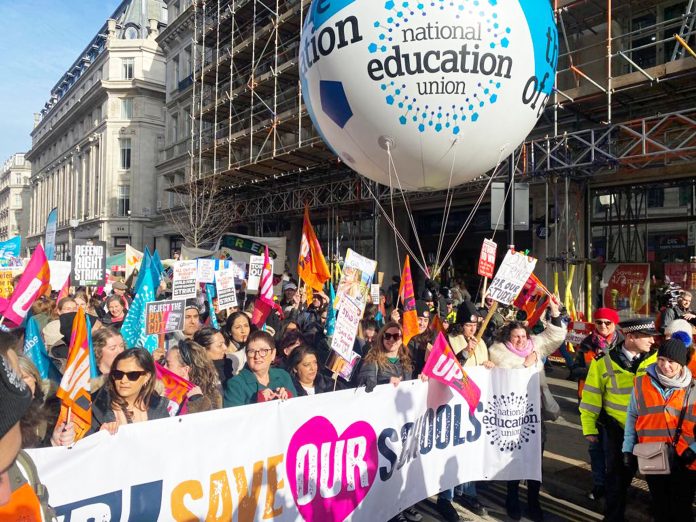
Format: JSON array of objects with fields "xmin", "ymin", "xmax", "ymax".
[
  {"xmin": 298, "ymin": 207, "xmax": 331, "ymax": 291},
  {"xmin": 513, "ymin": 273, "xmax": 550, "ymax": 327},
  {"xmin": 398, "ymin": 255, "xmax": 419, "ymax": 346},
  {"xmin": 56, "ymin": 308, "xmax": 92, "ymax": 441}
]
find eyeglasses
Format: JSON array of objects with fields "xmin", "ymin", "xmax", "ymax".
[
  {"xmin": 595, "ymin": 320, "xmax": 613, "ymax": 326},
  {"xmin": 247, "ymin": 348, "xmax": 272, "ymax": 358},
  {"xmin": 111, "ymin": 369, "xmax": 146, "ymax": 382},
  {"xmin": 383, "ymin": 332, "xmax": 402, "ymax": 341}
]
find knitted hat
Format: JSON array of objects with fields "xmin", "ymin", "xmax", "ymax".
[
  {"xmin": 0, "ymin": 353, "xmax": 32, "ymax": 440},
  {"xmin": 415, "ymin": 300, "xmax": 430, "ymax": 318},
  {"xmin": 595, "ymin": 308, "xmax": 620, "ymax": 324},
  {"xmin": 658, "ymin": 338, "xmax": 690, "ymax": 367},
  {"xmin": 456, "ymin": 300, "xmax": 481, "ymax": 325},
  {"xmin": 672, "ymin": 331, "xmax": 693, "ymax": 348}
]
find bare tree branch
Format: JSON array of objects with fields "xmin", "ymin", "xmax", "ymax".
[{"xmin": 164, "ymin": 169, "xmax": 231, "ymax": 249}]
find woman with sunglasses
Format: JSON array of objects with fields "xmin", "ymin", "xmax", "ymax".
[
  {"xmin": 223, "ymin": 331, "xmax": 297, "ymax": 407},
  {"xmin": 166, "ymin": 340, "xmax": 222, "ymax": 411},
  {"xmin": 356, "ymin": 321, "xmax": 413, "ymax": 392},
  {"xmin": 52, "ymin": 348, "xmax": 169, "ymax": 444},
  {"xmin": 568, "ymin": 307, "xmax": 622, "ymax": 502}
]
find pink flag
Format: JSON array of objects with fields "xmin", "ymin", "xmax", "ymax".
[
  {"xmin": 0, "ymin": 245, "xmax": 51, "ymax": 327},
  {"xmin": 155, "ymin": 362, "xmax": 195, "ymax": 415},
  {"xmin": 423, "ymin": 332, "xmax": 481, "ymax": 413},
  {"xmin": 251, "ymin": 246, "xmax": 280, "ymax": 328}
]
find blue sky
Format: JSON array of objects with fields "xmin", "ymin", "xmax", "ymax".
[{"xmin": 0, "ymin": 0, "xmax": 122, "ymax": 163}]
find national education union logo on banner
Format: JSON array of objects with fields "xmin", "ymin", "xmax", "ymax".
[{"xmin": 483, "ymin": 391, "xmax": 539, "ymax": 452}]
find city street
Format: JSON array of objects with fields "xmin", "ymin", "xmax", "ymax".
[{"xmin": 415, "ymin": 366, "xmax": 655, "ymax": 521}]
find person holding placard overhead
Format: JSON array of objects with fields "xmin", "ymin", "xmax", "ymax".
[{"xmin": 488, "ymin": 297, "xmax": 566, "ymax": 522}]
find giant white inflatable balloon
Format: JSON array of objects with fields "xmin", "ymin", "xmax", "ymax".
[{"xmin": 300, "ymin": 0, "xmax": 558, "ymax": 191}]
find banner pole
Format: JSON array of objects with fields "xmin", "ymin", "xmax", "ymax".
[
  {"xmin": 475, "ymin": 301, "xmax": 498, "ymax": 344},
  {"xmin": 480, "ymin": 278, "xmax": 488, "ymax": 307}
]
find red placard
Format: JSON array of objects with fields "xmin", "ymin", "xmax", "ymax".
[{"xmin": 477, "ymin": 239, "xmax": 497, "ymax": 279}]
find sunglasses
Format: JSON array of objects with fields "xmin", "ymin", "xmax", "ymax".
[
  {"xmin": 595, "ymin": 320, "xmax": 613, "ymax": 326},
  {"xmin": 383, "ymin": 332, "xmax": 402, "ymax": 341},
  {"xmin": 111, "ymin": 369, "xmax": 146, "ymax": 382}
]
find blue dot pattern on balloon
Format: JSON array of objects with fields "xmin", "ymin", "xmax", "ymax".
[
  {"xmin": 319, "ymin": 80, "xmax": 354, "ymax": 129},
  {"xmin": 372, "ymin": 0, "xmax": 507, "ymax": 134}
]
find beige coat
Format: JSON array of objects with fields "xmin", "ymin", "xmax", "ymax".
[{"xmin": 448, "ymin": 334, "xmax": 489, "ymax": 368}]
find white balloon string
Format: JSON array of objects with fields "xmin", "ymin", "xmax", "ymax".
[
  {"xmin": 364, "ymin": 181, "xmax": 429, "ymax": 276},
  {"xmin": 491, "ymin": 150, "xmax": 523, "ymax": 241},
  {"xmin": 434, "ymin": 141, "xmax": 458, "ymax": 278},
  {"xmin": 387, "ymin": 146, "xmax": 402, "ymax": 276},
  {"xmin": 387, "ymin": 146, "xmax": 430, "ymax": 278},
  {"xmin": 434, "ymin": 147, "xmax": 508, "ymax": 279}
]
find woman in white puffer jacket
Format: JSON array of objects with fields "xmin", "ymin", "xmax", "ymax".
[{"xmin": 488, "ymin": 297, "xmax": 566, "ymax": 522}]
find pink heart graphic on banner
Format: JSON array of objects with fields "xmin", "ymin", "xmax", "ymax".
[{"xmin": 286, "ymin": 416, "xmax": 378, "ymax": 522}]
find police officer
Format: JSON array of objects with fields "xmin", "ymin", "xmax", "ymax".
[{"xmin": 579, "ymin": 317, "xmax": 658, "ymax": 522}]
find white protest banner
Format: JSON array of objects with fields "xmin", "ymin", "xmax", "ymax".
[
  {"xmin": 487, "ymin": 250, "xmax": 538, "ymax": 305},
  {"xmin": 197, "ymin": 259, "xmax": 216, "ymax": 284},
  {"xmin": 477, "ymin": 239, "xmax": 497, "ymax": 279},
  {"xmin": 330, "ymin": 295, "xmax": 363, "ymax": 361},
  {"xmin": 172, "ymin": 260, "xmax": 198, "ymax": 300},
  {"xmin": 335, "ymin": 249, "xmax": 377, "ymax": 310},
  {"xmin": 29, "ymin": 368, "xmax": 541, "ymax": 522},
  {"xmin": 216, "ymin": 267, "xmax": 238, "ymax": 311},
  {"xmin": 71, "ymin": 240, "xmax": 107, "ymax": 286},
  {"xmin": 247, "ymin": 255, "xmax": 273, "ymax": 293},
  {"xmin": 48, "ymin": 261, "xmax": 72, "ymax": 291}
]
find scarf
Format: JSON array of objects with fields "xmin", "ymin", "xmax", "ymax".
[
  {"xmin": 656, "ymin": 366, "xmax": 693, "ymax": 390},
  {"xmin": 505, "ymin": 338, "xmax": 535, "ymax": 358}
]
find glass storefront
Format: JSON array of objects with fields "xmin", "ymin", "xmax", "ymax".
[{"xmin": 590, "ymin": 179, "xmax": 696, "ymax": 311}]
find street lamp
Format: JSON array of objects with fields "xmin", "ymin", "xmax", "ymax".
[{"xmin": 127, "ymin": 209, "xmax": 132, "ymax": 247}]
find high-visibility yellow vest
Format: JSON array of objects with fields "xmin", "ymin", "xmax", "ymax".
[{"xmin": 579, "ymin": 349, "xmax": 656, "ymax": 435}]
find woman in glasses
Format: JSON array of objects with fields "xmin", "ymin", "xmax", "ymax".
[
  {"xmin": 355, "ymin": 321, "xmax": 413, "ymax": 392},
  {"xmin": 166, "ymin": 340, "xmax": 222, "ymax": 411},
  {"xmin": 223, "ymin": 331, "xmax": 297, "ymax": 407},
  {"xmin": 569, "ymin": 307, "xmax": 622, "ymax": 503}
]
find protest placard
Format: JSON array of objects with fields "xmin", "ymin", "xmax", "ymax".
[
  {"xmin": 197, "ymin": 259, "xmax": 216, "ymax": 284},
  {"xmin": 172, "ymin": 260, "xmax": 198, "ymax": 300},
  {"xmin": 477, "ymin": 239, "xmax": 497, "ymax": 279},
  {"xmin": 247, "ymin": 255, "xmax": 273, "ymax": 292},
  {"xmin": 339, "ymin": 351, "xmax": 361, "ymax": 381},
  {"xmin": 487, "ymin": 250, "xmax": 538, "ymax": 305},
  {"xmin": 335, "ymin": 249, "xmax": 377, "ymax": 310},
  {"xmin": 370, "ymin": 284, "xmax": 381, "ymax": 304},
  {"xmin": 566, "ymin": 321, "xmax": 594, "ymax": 345},
  {"xmin": 0, "ymin": 269, "xmax": 13, "ymax": 298},
  {"xmin": 215, "ymin": 268, "xmax": 238, "ymax": 311},
  {"xmin": 48, "ymin": 261, "xmax": 72, "ymax": 291},
  {"xmin": 71, "ymin": 240, "xmax": 107, "ymax": 286},
  {"xmin": 330, "ymin": 295, "xmax": 363, "ymax": 360},
  {"xmin": 145, "ymin": 300, "xmax": 186, "ymax": 335}
]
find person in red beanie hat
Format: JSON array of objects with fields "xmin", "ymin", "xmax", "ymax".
[{"xmin": 568, "ymin": 307, "xmax": 623, "ymax": 502}]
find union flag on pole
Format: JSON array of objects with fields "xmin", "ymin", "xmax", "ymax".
[
  {"xmin": 398, "ymin": 255, "xmax": 419, "ymax": 346},
  {"xmin": 298, "ymin": 207, "xmax": 330, "ymax": 291},
  {"xmin": 56, "ymin": 308, "xmax": 92, "ymax": 440},
  {"xmin": 0, "ymin": 244, "xmax": 51, "ymax": 327},
  {"xmin": 423, "ymin": 332, "xmax": 481, "ymax": 413},
  {"xmin": 252, "ymin": 246, "xmax": 280, "ymax": 328}
]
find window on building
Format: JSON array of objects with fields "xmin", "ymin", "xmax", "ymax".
[
  {"xmin": 172, "ymin": 56, "xmax": 180, "ymax": 89},
  {"xmin": 183, "ymin": 107, "xmax": 191, "ymax": 137},
  {"xmin": 13, "ymin": 195, "xmax": 21, "ymax": 207},
  {"xmin": 171, "ymin": 114, "xmax": 179, "ymax": 143},
  {"xmin": 14, "ymin": 175, "xmax": 22, "ymax": 185},
  {"xmin": 120, "ymin": 138, "xmax": 132, "ymax": 170},
  {"xmin": 121, "ymin": 98, "xmax": 133, "ymax": 119},
  {"xmin": 122, "ymin": 57, "xmax": 135, "ymax": 80},
  {"xmin": 117, "ymin": 186, "xmax": 130, "ymax": 216}
]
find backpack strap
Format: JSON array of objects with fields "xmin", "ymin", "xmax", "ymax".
[{"xmin": 15, "ymin": 451, "xmax": 57, "ymax": 521}]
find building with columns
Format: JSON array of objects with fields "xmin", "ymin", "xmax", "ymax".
[
  {"xmin": 0, "ymin": 154, "xmax": 32, "ymax": 242},
  {"xmin": 26, "ymin": 0, "xmax": 168, "ymax": 258}
]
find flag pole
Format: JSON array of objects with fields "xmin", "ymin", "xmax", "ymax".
[
  {"xmin": 480, "ymin": 278, "xmax": 488, "ymax": 307},
  {"xmin": 475, "ymin": 301, "xmax": 498, "ymax": 344}
]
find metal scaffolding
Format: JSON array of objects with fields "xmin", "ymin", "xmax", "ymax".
[{"xmin": 188, "ymin": 0, "xmax": 696, "ymax": 217}]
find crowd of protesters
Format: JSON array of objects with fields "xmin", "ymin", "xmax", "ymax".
[{"xmin": 1, "ymin": 260, "xmax": 696, "ymax": 522}]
